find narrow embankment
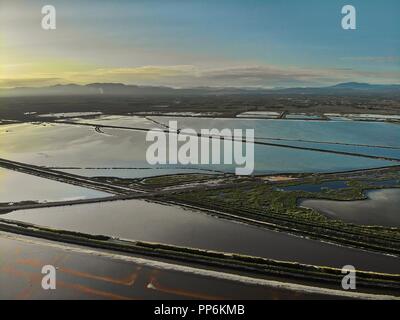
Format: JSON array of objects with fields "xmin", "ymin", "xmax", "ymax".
[{"xmin": 0, "ymin": 157, "xmax": 146, "ymax": 195}]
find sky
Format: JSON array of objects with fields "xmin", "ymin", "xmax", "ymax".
[{"xmin": 1, "ymin": 0, "xmax": 399, "ymax": 89}]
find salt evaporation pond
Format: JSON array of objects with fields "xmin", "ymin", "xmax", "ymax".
[
  {"xmin": 152, "ymin": 116, "xmax": 400, "ymax": 148},
  {"xmin": 3, "ymin": 199, "xmax": 400, "ymax": 273},
  {"xmin": 0, "ymin": 121, "xmax": 395, "ymax": 177},
  {"xmin": 0, "ymin": 168, "xmax": 110, "ymax": 203}
]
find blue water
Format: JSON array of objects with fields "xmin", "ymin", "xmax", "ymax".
[
  {"xmin": 154, "ymin": 117, "xmax": 400, "ymax": 148},
  {"xmin": 261, "ymin": 140, "xmax": 400, "ymax": 160},
  {"xmin": 1, "ymin": 119, "xmax": 398, "ymax": 178}
]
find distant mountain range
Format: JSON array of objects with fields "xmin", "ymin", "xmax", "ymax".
[{"xmin": 1, "ymin": 82, "xmax": 399, "ymax": 97}]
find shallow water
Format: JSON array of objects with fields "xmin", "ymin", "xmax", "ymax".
[
  {"xmin": 300, "ymin": 188, "xmax": 400, "ymax": 228},
  {"xmin": 71, "ymin": 115, "xmax": 164, "ymax": 130},
  {"xmin": 0, "ymin": 235, "xmax": 330, "ymax": 299},
  {"xmin": 153, "ymin": 116, "xmax": 400, "ymax": 148},
  {"xmin": 263, "ymin": 139, "xmax": 400, "ymax": 160},
  {"xmin": 3, "ymin": 199, "xmax": 400, "ymax": 273},
  {"xmin": 0, "ymin": 122, "xmax": 394, "ymax": 177},
  {"xmin": 0, "ymin": 168, "xmax": 110, "ymax": 203}
]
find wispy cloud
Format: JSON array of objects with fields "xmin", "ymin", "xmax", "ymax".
[{"xmin": 0, "ymin": 77, "xmax": 63, "ymax": 88}]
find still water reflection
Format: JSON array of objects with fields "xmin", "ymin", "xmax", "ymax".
[{"xmin": 4, "ymin": 199, "xmax": 400, "ymax": 273}]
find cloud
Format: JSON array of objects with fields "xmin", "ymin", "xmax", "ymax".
[{"xmin": 0, "ymin": 77, "xmax": 63, "ymax": 88}]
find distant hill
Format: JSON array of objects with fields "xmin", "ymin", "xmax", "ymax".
[
  {"xmin": 330, "ymin": 82, "xmax": 400, "ymax": 91},
  {"xmin": 271, "ymin": 82, "xmax": 400, "ymax": 95},
  {"xmin": 1, "ymin": 82, "xmax": 399, "ymax": 97},
  {"xmin": 0, "ymin": 83, "xmax": 177, "ymax": 97},
  {"xmin": 331, "ymin": 82, "xmax": 375, "ymax": 89}
]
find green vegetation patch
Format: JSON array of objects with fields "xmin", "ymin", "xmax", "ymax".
[{"xmin": 168, "ymin": 173, "xmax": 400, "ymax": 254}]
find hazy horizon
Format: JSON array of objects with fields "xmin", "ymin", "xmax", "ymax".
[
  {"xmin": 1, "ymin": 0, "xmax": 399, "ymax": 89},
  {"xmin": 2, "ymin": 80, "xmax": 400, "ymax": 91}
]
